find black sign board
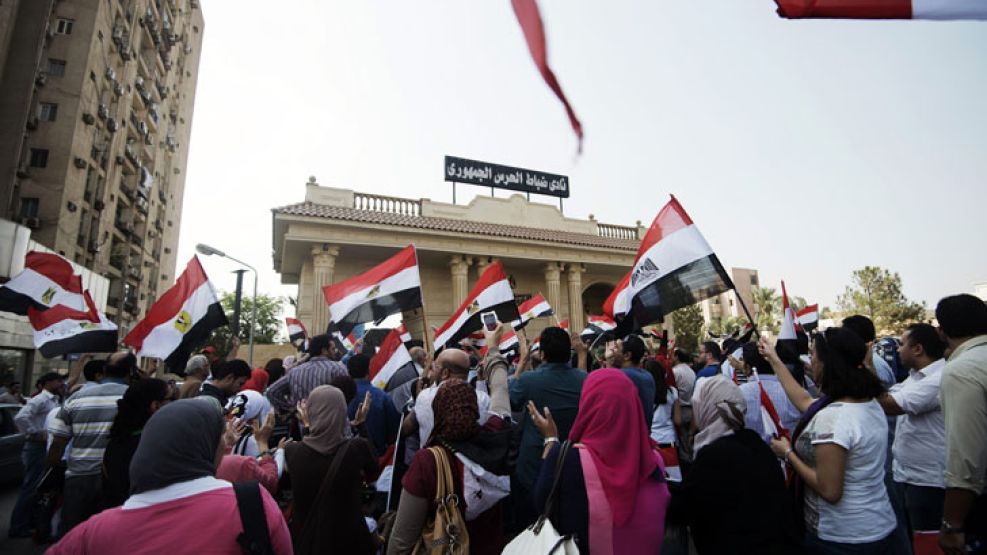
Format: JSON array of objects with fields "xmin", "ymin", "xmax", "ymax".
[{"xmin": 444, "ymin": 156, "xmax": 569, "ymax": 199}]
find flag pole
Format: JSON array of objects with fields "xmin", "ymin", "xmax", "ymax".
[{"xmin": 412, "ymin": 246, "xmax": 434, "ymax": 359}]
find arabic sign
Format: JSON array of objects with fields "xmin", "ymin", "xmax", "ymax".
[{"xmin": 444, "ymin": 156, "xmax": 570, "ymax": 198}]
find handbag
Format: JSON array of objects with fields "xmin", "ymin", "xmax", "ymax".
[
  {"xmin": 502, "ymin": 441, "xmax": 579, "ymax": 555},
  {"xmin": 413, "ymin": 447, "xmax": 470, "ymax": 555}
]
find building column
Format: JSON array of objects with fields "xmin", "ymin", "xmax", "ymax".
[
  {"xmin": 474, "ymin": 256, "xmax": 491, "ymax": 279},
  {"xmin": 311, "ymin": 245, "xmax": 340, "ymax": 335},
  {"xmin": 450, "ymin": 255, "xmax": 471, "ymax": 307},
  {"xmin": 567, "ymin": 263, "xmax": 585, "ymax": 331},
  {"xmin": 544, "ymin": 262, "xmax": 563, "ymax": 315}
]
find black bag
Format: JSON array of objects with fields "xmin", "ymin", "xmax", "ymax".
[{"xmin": 234, "ymin": 480, "xmax": 275, "ymax": 555}]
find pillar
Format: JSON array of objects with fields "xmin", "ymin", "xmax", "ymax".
[
  {"xmin": 544, "ymin": 262, "xmax": 562, "ymax": 315},
  {"xmin": 450, "ymin": 255, "xmax": 471, "ymax": 308},
  {"xmin": 567, "ymin": 263, "xmax": 585, "ymax": 331},
  {"xmin": 311, "ymin": 245, "xmax": 340, "ymax": 335},
  {"xmin": 474, "ymin": 256, "xmax": 491, "ymax": 280}
]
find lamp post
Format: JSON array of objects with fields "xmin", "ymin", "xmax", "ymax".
[{"xmin": 196, "ymin": 243, "xmax": 257, "ymax": 366}]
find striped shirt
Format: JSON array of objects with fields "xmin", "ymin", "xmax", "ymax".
[
  {"xmin": 49, "ymin": 381, "xmax": 128, "ymax": 476},
  {"xmin": 265, "ymin": 357, "xmax": 347, "ymax": 414}
]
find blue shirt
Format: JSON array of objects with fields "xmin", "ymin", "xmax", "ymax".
[
  {"xmin": 348, "ymin": 379, "xmax": 401, "ymax": 458},
  {"xmin": 621, "ymin": 367, "xmax": 656, "ymax": 425},
  {"xmin": 696, "ymin": 364, "xmax": 720, "ymax": 379}
]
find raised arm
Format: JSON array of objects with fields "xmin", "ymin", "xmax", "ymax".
[{"xmin": 758, "ymin": 337, "xmax": 814, "ymax": 413}]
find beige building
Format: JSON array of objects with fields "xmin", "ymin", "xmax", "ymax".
[
  {"xmin": 0, "ymin": 0, "xmax": 204, "ymax": 336},
  {"xmin": 700, "ymin": 267, "xmax": 759, "ymax": 328},
  {"xmin": 272, "ymin": 179, "xmax": 645, "ymax": 343}
]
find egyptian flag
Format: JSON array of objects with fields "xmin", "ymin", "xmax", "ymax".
[
  {"xmin": 433, "ymin": 261, "xmax": 519, "ymax": 351},
  {"xmin": 0, "ymin": 251, "xmax": 87, "ymax": 315},
  {"xmin": 286, "ymin": 317, "xmax": 308, "ymax": 345},
  {"xmin": 323, "ymin": 245, "xmax": 422, "ymax": 336},
  {"xmin": 530, "ymin": 336, "xmax": 541, "ymax": 352},
  {"xmin": 613, "ymin": 196, "xmax": 732, "ymax": 333},
  {"xmin": 603, "ymin": 271, "xmax": 632, "ymax": 324},
  {"xmin": 397, "ymin": 323, "xmax": 413, "ymax": 345},
  {"xmin": 370, "ymin": 327, "xmax": 417, "ymax": 390},
  {"xmin": 481, "ymin": 328, "xmax": 520, "ymax": 358},
  {"xmin": 776, "ymin": 281, "xmax": 799, "ymax": 359},
  {"xmin": 29, "ymin": 292, "xmax": 118, "ymax": 357},
  {"xmin": 580, "ymin": 315, "xmax": 617, "ymax": 342},
  {"xmin": 512, "ymin": 294, "xmax": 553, "ymax": 330},
  {"xmin": 774, "ymin": 0, "xmax": 987, "ymax": 19},
  {"xmin": 124, "ymin": 256, "xmax": 228, "ymax": 370},
  {"xmin": 796, "ymin": 304, "xmax": 819, "ymax": 332},
  {"xmin": 332, "ymin": 331, "xmax": 354, "ymax": 353}
]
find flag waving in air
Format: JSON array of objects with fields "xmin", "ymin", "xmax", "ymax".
[
  {"xmin": 370, "ymin": 326, "xmax": 417, "ymax": 390},
  {"xmin": 774, "ymin": 0, "xmax": 987, "ymax": 20},
  {"xmin": 29, "ymin": 292, "xmax": 117, "ymax": 357},
  {"xmin": 433, "ymin": 260, "xmax": 520, "ymax": 351},
  {"xmin": 776, "ymin": 281, "xmax": 800, "ymax": 360},
  {"xmin": 286, "ymin": 317, "xmax": 307, "ymax": 345},
  {"xmin": 512, "ymin": 294, "xmax": 553, "ymax": 330},
  {"xmin": 0, "ymin": 251, "xmax": 87, "ymax": 315},
  {"xmin": 322, "ymin": 245, "xmax": 423, "ymax": 336},
  {"xmin": 124, "ymin": 256, "xmax": 228, "ymax": 370},
  {"xmin": 580, "ymin": 315, "xmax": 617, "ymax": 342},
  {"xmin": 610, "ymin": 196, "xmax": 733, "ymax": 332},
  {"xmin": 796, "ymin": 304, "xmax": 819, "ymax": 332}
]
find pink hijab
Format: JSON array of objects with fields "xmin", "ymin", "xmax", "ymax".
[{"xmin": 568, "ymin": 368, "xmax": 659, "ymax": 526}]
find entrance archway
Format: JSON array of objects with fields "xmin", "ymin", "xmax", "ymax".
[{"xmin": 582, "ymin": 282, "xmax": 615, "ymax": 319}]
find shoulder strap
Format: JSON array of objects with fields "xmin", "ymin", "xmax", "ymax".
[
  {"xmin": 301, "ymin": 439, "xmax": 354, "ymax": 534},
  {"xmin": 429, "ymin": 447, "xmax": 454, "ymax": 501},
  {"xmin": 233, "ymin": 480, "xmax": 274, "ymax": 555},
  {"xmin": 533, "ymin": 440, "xmax": 571, "ymax": 533}
]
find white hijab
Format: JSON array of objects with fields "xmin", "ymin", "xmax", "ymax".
[{"xmin": 692, "ymin": 375, "xmax": 746, "ymax": 456}]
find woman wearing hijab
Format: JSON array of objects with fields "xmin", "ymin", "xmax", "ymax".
[
  {"xmin": 527, "ymin": 368, "xmax": 671, "ymax": 555},
  {"xmin": 284, "ymin": 384, "xmax": 378, "ymax": 554},
  {"xmin": 226, "ymin": 389, "xmax": 274, "ymax": 457},
  {"xmin": 101, "ymin": 378, "xmax": 171, "ymax": 508},
  {"xmin": 665, "ymin": 374, "xmax": 797, "ymax": 554},
  {"xmin": 387, "ymin": 380, "xmax": 512, "ymax": 555},
  {"xmin": 49, "ymin": 398, "xmax": 292, "ymax": 554},
  {"xmin": 241, "ymin": 367, "xmax": 270, "ymax": 393}
]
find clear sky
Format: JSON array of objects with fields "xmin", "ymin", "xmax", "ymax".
[{"xmin": 177, "ymin": 1, "xmax": 987, "ymax": 316}]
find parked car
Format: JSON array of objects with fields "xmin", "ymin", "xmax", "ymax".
[{"xmin": 0, "ymin": 403, "xmax": 26, "ymax": 483}]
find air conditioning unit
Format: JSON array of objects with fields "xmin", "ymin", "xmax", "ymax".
[
  {"xmin": 35, "ymin": 72, "xmax": 47, "ymax": 86},
  {"xmin": 147, "ymin": 229, "xmax": 157, "ymax": 239},
  {"xmin": 97, "ymin": 104, "xmax": 109, "ymax": 119},
  {"xmin": 120, "ymin": 46, "xmax": 132, "ymax": 61},
  {"xmin": 107, "ymin": 118, "xmax": 119, "ymax": 133},
  {"xmin": 46, "ymin": 26, "xmax": 56, "ymax": 39},
  {"xmin": 105, "ymin": 67, "xmax": 116, "ymax": 80},
  {"xmin": 26, "ymin": 117, "xmax": 39, "ymax": 130},
  {"xmin": 16, "ymin": 166, "xmax": 31, "ymax": 179},
  {"xmin": 94, "ymin": 199, "xmax": 106, "ymax": 211},
  {"xmin": 113, "ymin": 82, "xmax": 124, "ymax": 96},
  {"xmin": 135, "ymin": 75, "xmax": 144, "ymax": 89},
  {"xmin": 87, "ymin": 239, "xmax": 100, "ymax": 254},
  {"xmin": 74, "ymin": 157, "xmax": 88, "ymax": 169},
  {"xmin": 116, "ymin": 155, "xmax": 126, "ymax": 165},
  {"xmin": 21, "ymin": 217, "xmax": 40, "ymax": 229},
  {"xmin": 82, "ymin": 112, "xmax": 96, "ymax": 125}
]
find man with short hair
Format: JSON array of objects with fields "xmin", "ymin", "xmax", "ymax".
[
  {"xmin": 873, "ymin": 323, "xmax": 948, "ymax": 535},
  {"xmin": 509, "ymin": 326, "xmax": 587, "ymax": 529},
  {"xmin": 408, "ymin": 348, "xmax": 491, "ymax": 447},
  {"xmin": 200, "ymin": 359, "xmax": 251, "ymax": 406},
  {"xmin": 179, "ymin": 354, "xmax": 210, "ymax": 399},
  {"xmin": 9, "ymin": 372, "xmax": 64, "ymax": 537},
  {"xmin": 346, "ymin": 353, "xmax": 400, "ymax": 457},
  {"xmin": 80, "ymin": 359, "xmax": 104, "ymax": 389},
  {"xmin": 607, "ymin": 335, "xmax": 656, "ymax": 425},
  {"xmin": 695, "ymin": 341, "xmax": 722, "ymax": 380},
  {"xmin": 934, "ymin": 294, "xmax": 987, "ymax": 553},
  {"xmin": 266, "ymin": 334, "xmax": 348, "ymax": 414},
  {"xmin": 48, "ymin": 352, "xmax": 132, "ymax": 537}
]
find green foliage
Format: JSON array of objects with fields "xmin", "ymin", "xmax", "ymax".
[
  {"xmin": 706, "ymin": 315, "xmax": 748, "ymax": 338},
  {"xmin": 671, "ymin": 303, "xmax": 704, "ymax": 354},
  {"xmin": 205, "ymin": 292, "xmax": 287, "ymax": 354},
  {"xmin": 836, "ymin": 266, "xmax": 926, "ymax": 335},
  {"xmin": 752, "ymin": 286, "xmax": 780, "ymax": 334}
]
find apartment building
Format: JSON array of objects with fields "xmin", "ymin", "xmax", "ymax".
[
  {"xmin": 0, "ymin": 0, "xmax": 203, "ymax": 334},
  {"xmin": 700, "ymin": 267, "xmax": 759, "ymax": 328}
]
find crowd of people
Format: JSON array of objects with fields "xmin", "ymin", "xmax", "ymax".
[{"xmin": 5, "ymin": 293, "xmax": 986, "ymax": 554}]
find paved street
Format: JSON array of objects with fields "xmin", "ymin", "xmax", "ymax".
[{"xmin": 0, "ymin": 482, "xmax": 48, "ymax": 555}]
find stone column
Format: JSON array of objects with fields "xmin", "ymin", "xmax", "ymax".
[
  {"xmin": 450, "ymin": 255, "xmax": 471, "ymax": 307},
  {"xmin": 566, "ymin": 263, "xmax": 585, "ymax": 331},
  {"xmin": 311, "ymin": 245, "xmax": 340, "ymax": 335},
  {"xmin": 544, "ymin": 263, "xmax": 562, "ymax": 315},
  {"xmin": 474, "ymin": 256, "xmax": 491, "ymax": 280}
]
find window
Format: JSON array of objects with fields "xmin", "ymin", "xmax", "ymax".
[
  {"xmin": 38, "ymin": 103, "xmax": 58, "ymax": 121},
  {"xmin": 55, "ymin": 19, "xmax": 74, "ymax": 35},
  {"xmin": 19, "ymin": 198, "xmax": 39, "ymax": 219},
  {"xmin": 47, "ymin": 59, "xmax": 66, "ymax": 77},
  {"xmin": 29, "ymin": 149, "xmax": 49, "ymax": 168}
]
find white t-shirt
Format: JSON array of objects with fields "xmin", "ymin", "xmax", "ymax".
[
  {"xmin": 650, "ymin": 389, "xmax": 678, "ymax": 445},
  {"xmin": 889, "ymin": 359, "xmax": 946, "ymax": 488},
  {"xmin": 795, "ymin": 400, "xmax": 895, "ymax": 543},
  {"xmin": 415, "ymin": 383, "xmax": 490, "ymax": 446}
]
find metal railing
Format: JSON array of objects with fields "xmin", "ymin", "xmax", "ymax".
[{"xmin": 353, "ymin": 192, "xmax": 421, "ymax": 216}]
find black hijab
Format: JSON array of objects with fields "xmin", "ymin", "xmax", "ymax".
[{"xmin": 129, "ymin": 397, "xmax": 225, "ymax": 494}]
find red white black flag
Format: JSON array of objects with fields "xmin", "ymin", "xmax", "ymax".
[
  {"xmin": 0, "ymin": 251, "xmax": 87, "ymax": 315},
  {"xmin": 480, "ymin": 328, "xmax": 521, "ymax": 358},
  {"xmin": 29, "ymin": 292, "xmax": 118, "ymax": 357},
  {"xmin": 774, "ymin": 0, "xmax": 987, "ymax": 19},
  {"xmin": 512, "ymin": 294, "xmax": 553, "ymax": 330},
  {"xmin": 606, "ymin": 196, "xmax": 732, "ymax": 331},
  {"xmin": 433, "ymin": 261, "xmax": 519, "ymax": 351},
  {"xmin": 796, "ymin": 304, "xmax": 819, "ymax": 332},
  {"xmin": 124, "ymin": 256, "xmax": 228, "ymax": 370},
  {"xmin": 322, "ymin": 245, "xmax": 423, "ymax": 336},
  {"xmin": 370, "ymin": 326, "xmax": 417, "ymax": 390},
  {"xmin": 580, "ymin": 315, "xmax": 617, "ymax": 341},
  {"xmin": 286, "ymin": 317, "xmax": 307, "ymax": 344}
]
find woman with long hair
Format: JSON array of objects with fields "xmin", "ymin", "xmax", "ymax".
[{"xmin": 101, "ymin": 378, "xmax": 172, "ymax": 508}]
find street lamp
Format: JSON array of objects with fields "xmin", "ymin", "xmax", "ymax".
[{"xmin": 196, "ymin": 243, "xmax": 257, "ymax": 366}]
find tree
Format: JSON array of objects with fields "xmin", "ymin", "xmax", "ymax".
[
  {"xmin": 752, "ymin": 286, "xmax": 780, "ymax": 334},
  {"xmin": 836, "ymin": 266, "xmax": 926, "ymax": 335},
  {"xmin": 705, "ymin": 315, "xmax": 748, "ymax": 338},
  {"xmin": 671, "ymin": 303, "xmax": 704, "ymax": 354},
  {"xmin": 205, "ymin": 292, "xmax": 287, "ymax": 354}
]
